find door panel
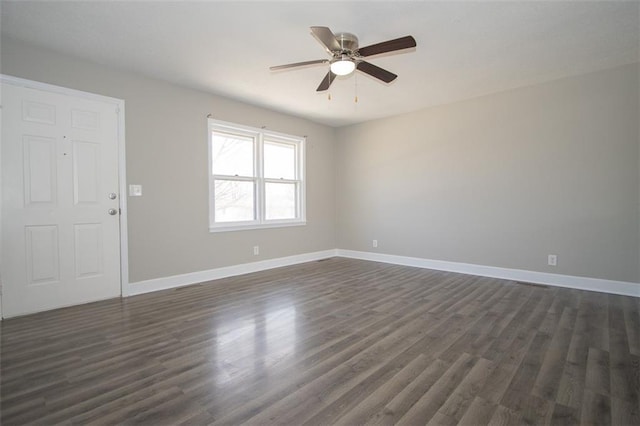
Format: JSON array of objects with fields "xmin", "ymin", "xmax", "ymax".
[
  {"xmin": 74, "ymin": 223, "xmax": 103, "ymax": 278},
  {"xmin": 73, "ymin": 140, "xmax": 100, "ymax": 204},
  {"xmin": 71, "ymin": 109, "xmax": 100, "ymax": 131},
  {"xmin": 25, "ymin": 225, "xmax": 60, "ymax": 285},
  {"xmin": 23, "ymin": 135, "xmax": 58, "ymax": 206},
  {"xmin": 22, "ymin": 99, "xmax": 56, "ymax": 125},
  {"xmin": 2, "ymin": 81, "xmax": 122, "ymax": 317}
]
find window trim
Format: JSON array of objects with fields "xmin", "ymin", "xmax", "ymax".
[{"xmin": 208, "ymin": 118, "xmax": 306, "ymax": 232}]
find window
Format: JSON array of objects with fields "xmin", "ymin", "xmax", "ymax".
[{"xmin": 208, "ymin": 119, "xmax": 305, "ymax": 232}]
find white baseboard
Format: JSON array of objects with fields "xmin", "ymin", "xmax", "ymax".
[
  {"xmin": 126, "ymin": 248, "xmax": 639, "ymax": 299},
  {"xmin": 336, "ymin": 249, "xmax": 640, "ymax": 297},
  {"xmin": 126, "ymin": 249, "xmax": 337, "ymax": 296}
]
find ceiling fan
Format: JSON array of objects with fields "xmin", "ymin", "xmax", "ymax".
[{"xmin": 270, "ymin": 26, "xmax": 417, "ymax": 92}]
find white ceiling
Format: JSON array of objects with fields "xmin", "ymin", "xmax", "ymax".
[{"xmin": 2, "ymin": 1, "xmax": 639, "ymax": 127}]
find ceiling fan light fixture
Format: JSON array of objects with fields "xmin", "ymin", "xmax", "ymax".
[
  {"xmin": 330, "ymin": 56, "xmax": 356, "ymax": 76},
  {"xmin": 270, "ymin": 27, "xmax": 416, "ymax": 92}
]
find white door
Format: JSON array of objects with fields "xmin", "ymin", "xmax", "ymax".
[{"xmin": 1, "ymin": 80, "xmax": 123, "ymax": 317}]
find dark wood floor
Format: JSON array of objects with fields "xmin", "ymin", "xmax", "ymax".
[{"xmin": 1, "ymin": 257, "xmax": 639, "ymax": 425}]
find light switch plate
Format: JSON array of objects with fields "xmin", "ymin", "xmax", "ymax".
[{"xmin": 129, "ymin": 184, "xmax": 142, "ymax": 197}]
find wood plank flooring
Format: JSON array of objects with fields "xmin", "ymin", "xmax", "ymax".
[{"xmin": 1, "ymin": 257, "xmax": 639, "ymax": 425}]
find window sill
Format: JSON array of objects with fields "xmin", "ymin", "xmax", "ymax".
[{"xmin": 209, "ymin": 221, "xmax": 307, "ymax": 233}]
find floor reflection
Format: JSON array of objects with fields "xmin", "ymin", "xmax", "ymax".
[
  {"xmin": 265, "ymin": 305, "xmax": 297, "ymax": 361},
  {"xmin": 213, "ymin": 298, "xmax": 297, "ymax": 386}
]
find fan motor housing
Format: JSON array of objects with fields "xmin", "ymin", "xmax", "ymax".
[{"xmin": 335, "ymin": 32, "xmax": 359, "ymax": 53}]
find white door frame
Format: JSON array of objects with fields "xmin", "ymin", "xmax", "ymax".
[{"xmin": 0, "ymin": 74, "xmax": 129, "ymax": 318}]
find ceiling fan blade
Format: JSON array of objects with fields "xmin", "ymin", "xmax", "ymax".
[
  {"xmin": 270, "ymin": 59, "xmax": 329, "ymax": 71},
  {"xmin": 356, "ymin": 61, "xmax": 397, "ymax": 83},
  {"xmin": 316, "ymin": 71, "xmax": 337, "ymax": 92},
  {"xmin": 310, "ymin": 26, "xmax": 341, "ymax": 54},
  {"xmin": 357, "ymin": 35, "xmax": 416, "ymax": 57}
]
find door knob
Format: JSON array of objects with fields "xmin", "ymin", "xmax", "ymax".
[
  {"xmin": 108, "ymin": 208, "xmax": 118, "ymax": 215},
  {"xmin": 108, "ymin": 192, "xmax": 117, "ymax": 200}
]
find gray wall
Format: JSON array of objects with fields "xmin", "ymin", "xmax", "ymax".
[
  {"xmin": 3, "ymin": 38, "xmax": 638, "ymax": 286},
  {"xmin": 336, "ymin": 63, "xmax": 639, "ymax": 283},
  {"xmin": 1, "ymin": 38, "xmax": 337, "ymax": 283}
]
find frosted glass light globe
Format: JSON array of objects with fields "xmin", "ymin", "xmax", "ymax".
[{"xmin": 330, "ymin": 58, "xmax": 356, "ymax": 76}]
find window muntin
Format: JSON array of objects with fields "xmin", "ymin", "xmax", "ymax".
[{"xmin": 208, "ymin": 119, "xmax": 305, "ymax": 232}]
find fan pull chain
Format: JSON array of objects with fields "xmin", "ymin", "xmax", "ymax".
[
  {"xmin": 328, "ymin": 92, "xmax": 331, "ymax": 101},
  {"xmin": 354, "ymin": 73, "xmax": 358, "ymax": 103}
]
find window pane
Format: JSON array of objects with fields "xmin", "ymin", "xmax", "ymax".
[
  {"xmin": 264, "ymin": 141, "xmax": 295, "ymax": 179},
  {"xmin": 265, "ymin": 182, "xmax": 296, "ymax": 220},
  {"xmin": 212, "ymin": 132, "xmax": 254, "ymax": 177},
  {"xmin": 214, "ymin": 180, "xmax": 255, "ymax": 222}
]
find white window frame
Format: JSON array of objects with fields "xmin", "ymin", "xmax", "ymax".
[{"xmin": 208, "ymin": 118, "xmax": 306, "ymax": 232}]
